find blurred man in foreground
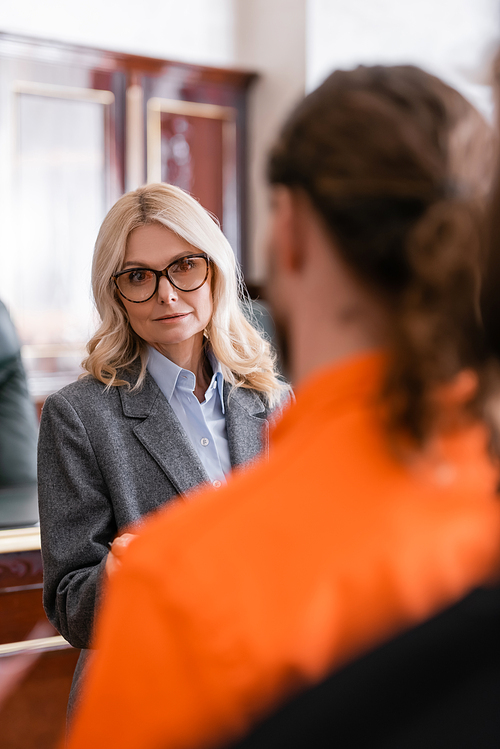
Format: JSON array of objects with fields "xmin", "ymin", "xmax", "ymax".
[{"xmin": 67, "ymin": 65, "xmax": 500, "ymax": 749}]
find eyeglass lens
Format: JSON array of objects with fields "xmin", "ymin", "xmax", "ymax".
[{"xmin": 116, "ymin": 256, "xmax": 208, "ymax": 302}]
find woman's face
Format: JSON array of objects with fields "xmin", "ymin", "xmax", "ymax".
[{"xmin": 119, "ymin": 223, "xmax": 213, "ymax": 356}]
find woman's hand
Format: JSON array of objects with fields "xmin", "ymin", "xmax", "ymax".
[{"xmin": 105, "ymin": 533, "xmax": 138, "ymax": 578}]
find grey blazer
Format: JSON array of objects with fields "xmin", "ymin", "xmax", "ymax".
[{"xmin": 37, "ymin": 365, "xmax": 277, "ymax": 652}]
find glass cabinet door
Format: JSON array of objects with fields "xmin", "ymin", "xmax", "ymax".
[
  {"xmin": 0, "ymin": 36, "xmax": 125, "ymax": 400},
  {"xmin": 147, "ymin": 98, "xmax": 237, "ymax": 256},
  {"xmin": 0, "ymin": 33, "xmax": 254, "ymax": 418}
]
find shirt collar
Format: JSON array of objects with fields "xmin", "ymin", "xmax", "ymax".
[
  {"xmin": 206, "ymin": 348, "xmax": 225, "ymax": 413},
  {"xmin": 147, "ymin": 345, "xmax": 225, "ymax": 413}
]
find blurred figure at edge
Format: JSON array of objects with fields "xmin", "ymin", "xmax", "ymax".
[
  {"xmin": 228, "ymin": 54, "xmax": 500, "ymax": 749},
  {"xmin": 0, "ymin": 300, "xmax": 37, "ymax": 491},
  {"xmin": 66, "ymin": 65, "xmax": 500, "ymax": 749}
]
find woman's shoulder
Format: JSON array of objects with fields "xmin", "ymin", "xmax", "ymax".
[
  {"xmin": 42, "ymin": 362, "xmax": 155, "ymax": 417},
  {"xmin": 43, "ymin": 374, "xmax": 124, "ymax": 417},
  {"xmin": 225, "ymin": 381, "xmax": 293, "ymax": 419},
  {"xmin": 54, "ymin": 374, "xmax": 111, "ymax": 398},
  {"xmin": 268, "ymin": 384, "xmax": 294, "ymax": 421}
]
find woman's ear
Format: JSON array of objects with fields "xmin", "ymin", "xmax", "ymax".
[{"xmin": 267, "ymin": 186, "xmax": 306, "ymax": 274}]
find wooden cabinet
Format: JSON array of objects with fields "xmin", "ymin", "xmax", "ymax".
[
  {"xmin": 0, "ymin": 32, "xmax": 256, "ymax": 408},
  {"xmin": 0, "ymin": 528, "xmax": 79, "ymax": 747}
]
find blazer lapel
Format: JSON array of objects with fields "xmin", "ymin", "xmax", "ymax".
[
  {"xmin": 119, "ymin": 369, "xmax": 209, "ymax": 496},
  {"xmin": 224, "ymin": 383, "xmax": 269, "ymax": 468}
]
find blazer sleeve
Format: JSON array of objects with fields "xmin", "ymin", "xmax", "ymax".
[{"xmin": 38, "ymin": 391, "xmax": 115, "ymax": 649}]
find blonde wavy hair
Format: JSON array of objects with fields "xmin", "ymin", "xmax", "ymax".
[{"xmin": 83, "ymin": 183, "xmax": 285, "ymax": 406}]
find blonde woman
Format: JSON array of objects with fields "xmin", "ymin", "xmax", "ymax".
[{"xmin": 37, "ymin": 183, "xmax": 286, "ymax": 700}]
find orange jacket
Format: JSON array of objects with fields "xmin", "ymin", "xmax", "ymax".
[{"xmin": 67, "ymin": 352, "xmax": 500, "ymax": 749}]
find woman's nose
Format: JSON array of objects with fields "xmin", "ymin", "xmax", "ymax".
[{"xmin": 157, "ymin": 274, "xmax": 178, "ymax": 303}]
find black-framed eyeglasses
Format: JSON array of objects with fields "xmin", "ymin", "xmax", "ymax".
[{"xmin": 112, "ymin": 254, "xmax": 210, "ymax": 303}]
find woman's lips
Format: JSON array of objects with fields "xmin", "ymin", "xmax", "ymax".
[{"xmin": 153, "ymin": 312, "xmax": 190, "ymax": 322}]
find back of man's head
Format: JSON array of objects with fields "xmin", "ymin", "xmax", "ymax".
[{"xmin": 265, "ymin": 65, "xmax": 496, "ymax": 449}]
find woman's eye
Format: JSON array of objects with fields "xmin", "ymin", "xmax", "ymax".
[
  {"xmin": 171, "ymin": 259, "xmax": 194, "ymax": 273},
  {"xmin": 128, "ymin": 270, "xmax": 151, "ymax": 284}
]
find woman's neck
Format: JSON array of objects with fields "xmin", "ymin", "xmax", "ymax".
[{"xmin": 152, "ymin": 334, "xmax": 211, "ymax": 402}]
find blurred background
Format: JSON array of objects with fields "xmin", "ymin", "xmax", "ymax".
[{"xmin": 0, "ymin": 3, "xmax": 499, "ymax": 746}]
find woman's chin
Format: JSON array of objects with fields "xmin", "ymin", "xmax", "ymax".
[{"xmin": 147, "ymin": 329, "xmax": 205, "ymax": 351}]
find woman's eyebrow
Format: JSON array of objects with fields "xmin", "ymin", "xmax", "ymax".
[{"xmin": 122, "ymin": 252, "xmax": 194, "ymax": 269}]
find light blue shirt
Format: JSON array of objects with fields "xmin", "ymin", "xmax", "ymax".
[{"xmin": 147, "ymin": 346, "xmax": 231, "ymax": 487}]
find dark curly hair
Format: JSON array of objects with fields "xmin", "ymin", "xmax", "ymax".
[{"xmin": 268, "ymin": 64, "xmax": 495, "ymax": 445}]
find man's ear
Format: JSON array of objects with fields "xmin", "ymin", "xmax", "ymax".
[{"xmin": 269, "ymin": 186, "xmax": 306, "ymax": 273}]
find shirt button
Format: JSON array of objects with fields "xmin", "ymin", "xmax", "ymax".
[
  {"xmin": 200, "ymin": 437, "xmax": 210, "ymax": 446},
  {"xmin": 213, "ymin": 480, "xmax": 222, "ymax": 488}
]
